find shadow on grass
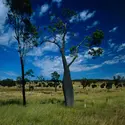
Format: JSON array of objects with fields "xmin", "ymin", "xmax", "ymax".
[
  {"xmin": 0, "ymin": 99, "xmax": 22, "ymax": 106},
  {"xmin": 40, "ymin": 98, "xmax": 64, "ymax": 105}
]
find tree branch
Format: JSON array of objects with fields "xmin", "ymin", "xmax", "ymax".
[
  {"xmin": 76, "ymin": 37, "xmax": 87, "ymax": 50},
  {"xmin": 68, "ymin": 38, "xmax": 87, "ymax": 67},
  {"xmin": 40, "ymin": 37, "xmax": 61, "ymax": 49},
  {"xmin": 68, "ymin": 55, "xmax": 77, "ymax": 67},
  {"xmin": 62, "ymin": 23, "xmax": 67, "ymax": 51}
]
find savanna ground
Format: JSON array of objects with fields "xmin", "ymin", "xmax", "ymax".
[{"xmin": 0, "ymin": 82, "xmax": 125, "ymax": 125}]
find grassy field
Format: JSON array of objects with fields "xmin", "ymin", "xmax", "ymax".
[{"xmin": 0, "ymin": 85, "xmax": 125, "ymax": 125}]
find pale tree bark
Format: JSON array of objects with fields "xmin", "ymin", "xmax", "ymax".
[{"xmin": 61, "ymin": 50, "xmax": 74, "ymax": 106}]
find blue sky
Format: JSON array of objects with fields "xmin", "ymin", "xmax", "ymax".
[{"xmin": 0, "ymin": 0, "xmax": 125, "ymax": 80}]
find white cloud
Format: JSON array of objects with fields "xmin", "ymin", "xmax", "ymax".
[
  {"xmin": 52, "ymin": 0, "xmax": 62, "ymax": 8},
  {"xmin": 39, "ymin": 4, "xmax": 49, "ymax": 16},
  {"xmin": 70, "ymin": 60, "xmax": 102, "ymax": 72},
  {"xmin": 80, "ymin": 10, "xmax": 96, "ymax": 21},
  {"xmin": 109, "ymin": 43, "xmax": 115, "ymax": 48},
  {"xmin": 32, "ymin": 52, "xmax": 98, "ymax": 77},
  {"xmin": 117, "ymin": 43, "xmax": 125, "ymax": 52},
  {"xmin": 55, "ymin": 33, "xmax": 70, "ymax": 44},
  {"xmin": 103, "ymin": 60, "xmax": 118, "ymax": 65},
  {"xmin": 0, "ymin": 71, "xmax": 18, "ymax": 77},
  {"xmin": 109, "ymin": 26, "xmax": 118, "ymax": 33},
  {"xmin": 0, "ymin": 28, "xmax": 15, "ymax": 46},
  {"xmin": 0, "ymin": 0, "xmax": 8, "ymax": 33},
  {"xmin": 103, "ymin": 55, "xmax": 125, "ymax": 65},
  {"xmin": 70, "ymin": 10, "xmax": 96, "ymax": 23},
  {"xmin": 4, "ymin": 71, "xmax": 18, "ymax": 77},
  {"xmin": 32, "ymin": 52, "xmax": 125, "ymax": 78},
  {"xmin": 0, "ymin": 0, "xmax": 16, "ymax": 47},
  {"xmin": 27, "ymin": 47, "xmax": 43, "ymax": 56},
  {"xmin": 33, "ymin": 56, "xmax": 63, "ymax": 77},
  {"xmin": 27, "ymin": 42, "xmax": 59, "ymax": 56},
  {"xmin": 86, "ymin": 21, "xmax": 99, "ymax": 30},
  {"xmin": 108, "ymin": 39, "xmax": 113, "ymax": 42},
  {"xmin": 108, "ymin": 39, "xmax": 115, "ymax": 48},
  {"xmin": 115, "ymin": 73, "xmax": 125, "ymax": 77},
  {"xmin": 0, "ymin": 71, "xmax": 18, "ymax": 80}
]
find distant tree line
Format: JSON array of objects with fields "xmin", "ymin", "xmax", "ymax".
[
  {"xmin": 1, "ymin": 75, "xmax": 125, "ymax": 89},
  {"xmin": 0, "ymin": 79, "xmax": 16, "ymax": 87},
  {"xmin": 80, "ymin": 75, "xmax": 125, "ymax": 89}
]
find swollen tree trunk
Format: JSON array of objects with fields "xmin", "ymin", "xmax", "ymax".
[
  {"xmin": 61, "ymin": 52, "xmax": 74, "ymax": 107},
  {"xmin": 20, "ymin": 56, "xmax": 26, "ymax": 106}
]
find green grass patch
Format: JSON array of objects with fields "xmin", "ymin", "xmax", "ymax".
[{"xmin": 0, "ymin": 87, "xmax": 125, "ymax": 125}]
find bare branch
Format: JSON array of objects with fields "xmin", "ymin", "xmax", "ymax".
[
  {"xmin": 76, "ymin": 37, "xmax": 87, "ymax": 50},
  {"xmin": 62, "ymin": 23, "xmax": 67, "ymax": 51},
  {"xmin": 68, "ymin": 38, "xmax": 87, "ymax": 67},
  {"xmin": 40, "ymin": 37, "xmax": 61, "ymax": 49},
  {"xmin": 68, "ymin": 55, "xmax": 77, "ymax": 67}
]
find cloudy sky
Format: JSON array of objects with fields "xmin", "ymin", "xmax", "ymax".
[{"xmin": 0, "ymin": 0, "xmax": 125, "ymax": 80}]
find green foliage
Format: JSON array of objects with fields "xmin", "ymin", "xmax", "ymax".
[
  {"xmin": 62, "ymin": 8, "xmax": 77, "ymax": 18},
  {"xmin": 70, "ymin": 46, "xmax": 78, "ymax": 57},
  {"xmin": 51, "ymin": 71, "xmax": 60, "ymax": 90},
  {"xmin": 84, "ymin": 30, "xmax": 104, "ymax": 58},
  {"xmin": 24, "ymin": 69, "xmax": 34, "ymax": 82},
  {"xmin": 84, "ymin": 30, "xmax": 104, "ymax": 48},
  {"xmin": 70, "ymin": 30, "xmax": 104, "ymax": 58},
  {"xmin": 47, "ymin": 9, "xmax": 76, "ymax": 34},
  {"xmin": 47, "ymin": 18, "xmax": 66, "ymax": 34},
  {"xmin": 25, "ymin": 69, "xmax": 34, "ymax": 78},
  {"xmin": 5, "ymin": 0, "xmax": 38, "ymax": 57},
  {"xmin": 5, "ymin": 0, "xmax": 32, "ymax": 15},
  {"xmin": 91, "ymin": 30, "xmax": 104, "ymax": 46},
  {"xmin": 51, "ymin": 71, "xmax": 60, "ymax": 81}
]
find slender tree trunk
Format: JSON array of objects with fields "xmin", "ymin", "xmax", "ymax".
[
  {"xmin": 61, "ymin": 52, "xmax": 74, "ymax": 107},
  {"xmin": 20, "ymin": 56, "xmax": 26, "ymax": 106},
  {"xmin": 82, "ymin": 85, "xmax": 84, "ymax": 89},
  {"xmin": 55, "ymin": 83, "xmax": 57, "ymax": 92}
]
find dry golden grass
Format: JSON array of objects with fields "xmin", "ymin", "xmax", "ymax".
[{"xmin": 0, "ymin": 86, "xmax": 125, "ymax": 125}]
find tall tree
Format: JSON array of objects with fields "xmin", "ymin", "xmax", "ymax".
[
  {"xmin": 51, "ymin": 71, "xmax": 60, "ymax": 92},
  {"xmin": 40, "ymin": 9, "xmax": 104, "ymax": 106},
  {"xmin": 5, "ymin": 0, "xmax": 38, "ymax": 105},
  {"xmin": 81, "ymin": 78, "xmax": 88, "ymax": 89}
]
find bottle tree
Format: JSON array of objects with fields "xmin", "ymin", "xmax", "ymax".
[{"xmin": 39, "ymin": 9, "xmax": 104, "ymax": 106}]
